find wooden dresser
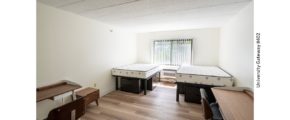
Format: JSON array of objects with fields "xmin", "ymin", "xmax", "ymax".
[{"xmin": 76, "ymin": 87, "xmax": 99, "ymax": 110}]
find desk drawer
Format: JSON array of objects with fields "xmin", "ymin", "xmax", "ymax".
[{"xmin": 84, "ymin": 91, "xmax": 99, "ymax": 105}]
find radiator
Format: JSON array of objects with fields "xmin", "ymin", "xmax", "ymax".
[{"xmin": 161, "ymin": 70, "xmax": 176, "ymax": 79}]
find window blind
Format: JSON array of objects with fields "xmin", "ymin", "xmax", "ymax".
[{"xmin": 153, "ymin": 39, "xmax": 192, "ymax": 65}]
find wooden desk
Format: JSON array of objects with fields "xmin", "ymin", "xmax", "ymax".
[
  {"xmin": 37, "ymin": 81, "xmax": 84, "ymax": 120},
  {"xmin": 212, "ymin": 87, "xmax": 253, "ymax": 120},
  {"xmin": 37, "ymin": 81, "xmax": 81, "ymax": 102}
]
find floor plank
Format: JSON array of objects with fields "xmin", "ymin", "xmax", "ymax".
[{"xmin": 81, "ymin": 83, "xmax": 203, "ymax": 120}]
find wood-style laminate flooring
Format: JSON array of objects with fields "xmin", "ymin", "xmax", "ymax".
[{"xmin": 81, "ymin": 83, "xmax": 203, "ymax": 120}]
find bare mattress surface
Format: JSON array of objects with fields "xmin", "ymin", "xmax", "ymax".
[
  {"xmin": 112, "ymin": 64, "xmax": 160, "ymax": 79},
  {"xmin": 177, "ymin": 65, "xmax": 231, "ymax": 77},
  {"xmin": 176, "ymin": 65, "xmax": 233, "ymax": 86}
]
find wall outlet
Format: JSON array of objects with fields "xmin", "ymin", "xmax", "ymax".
[{"xmin": 94, "ymin": 83, "xmax": 96, "ymax": 87}]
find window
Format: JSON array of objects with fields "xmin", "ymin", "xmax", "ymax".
[{"xmin": 153, "ymin": 39, "xmax": 192, "ymax": 65}]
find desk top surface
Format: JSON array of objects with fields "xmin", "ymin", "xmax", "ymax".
[
  {"xmin": 212, "ymin": 88, "xmax": 253, "ymax": 120},
  {"xmin": 37, "ymin": 82, "xmax": 81, "ymax": 102}
]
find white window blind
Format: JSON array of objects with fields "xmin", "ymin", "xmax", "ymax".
[{"xmin": 153, "ymin": 39, "xmax": 192, "ymax": 65}]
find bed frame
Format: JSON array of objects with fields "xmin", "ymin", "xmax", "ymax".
[
  {"xmin": 175, "ymin": 66, "xmax": 233, "ymax": 103},
  {"xmin": 114, "ymin": 71, "xmax": 161, "ymax": 95}
]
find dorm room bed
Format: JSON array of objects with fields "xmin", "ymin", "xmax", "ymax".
[
  {"xmin": 175, "ymin": 65, "xmax": 233, "ymax": 103},
  {"xmin": 112, "ymin": 64, "xmax": 161, "ymax": 95}
]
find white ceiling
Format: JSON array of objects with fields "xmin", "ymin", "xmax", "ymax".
[{"xmin": 38, "ymin": 0, "xmax": 251, "ymax": 32}]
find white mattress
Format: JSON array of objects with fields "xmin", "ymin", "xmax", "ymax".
[
  {"xmin": 176, "ymin": 65, "xmax": 233, "ymax": 86},
  {"xmin": 177, "ymin": 65, "xmax": 231, "ymax": 77},
  {"xmin": 112, "ymin": 64, "xmax": 161, "ymax": 79}
]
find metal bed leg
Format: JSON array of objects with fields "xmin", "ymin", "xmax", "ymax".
[
  {"xmin": 116, "ymin": 76, "xmax": 119, "ymax": 90},
  {"xmin": 143, "ymin": 79, "xmax": 147, "ymax": 95},
  {"xmin": 159, "ymin": 71, "xmax": 161, "ymax": 82},
  {"xmin": 176, "ymin": 83, "xmax": 179, "ymax": 102}
]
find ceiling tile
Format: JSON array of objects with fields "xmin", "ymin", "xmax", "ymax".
[{"xmin": 38, "ymin": 0, "xmax": 252, "ymax": 32}]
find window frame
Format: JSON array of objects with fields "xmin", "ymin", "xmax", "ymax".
[{"xmin": 153, "ymin": 39, "xmax": 193, "ymax": 66}]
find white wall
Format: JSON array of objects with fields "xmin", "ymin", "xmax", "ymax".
[
  {"xmin": 219, "ymin": 2, "xmax": 253, "ymax": 88},
  {"xmin": 37, "ymin": 3, "xmax": 136, "ymax": 96},
  {"xmin": 136, "ymin": 28, "xmax": 220, "ymax": 66}
]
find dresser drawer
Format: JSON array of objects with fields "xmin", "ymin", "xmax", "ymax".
[
  {"xmin": 76, "ymin": 87, "xmax": 99, "ymax": 108},
  {"xmin": 85, "ymin": 91, "xmax": 99, "ymax": 104}
]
